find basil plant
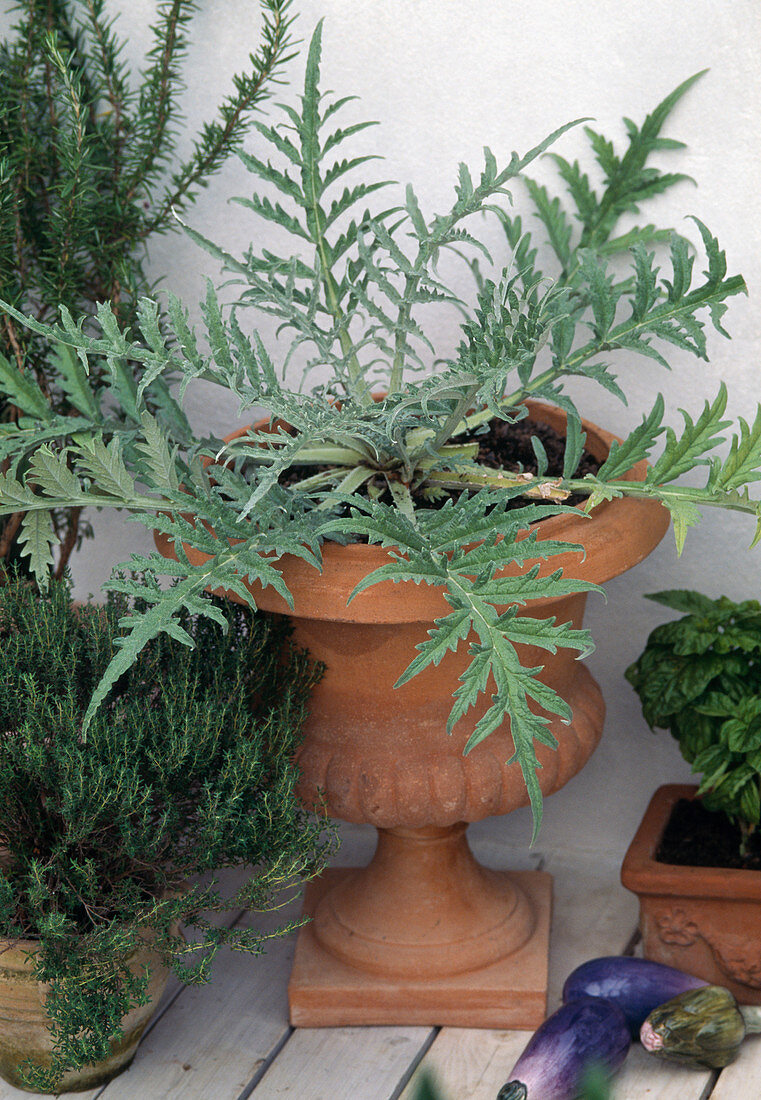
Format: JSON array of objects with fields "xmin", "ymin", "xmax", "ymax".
[{"xmin": 0, "ymin": 23, "xmax": 755, "ymax": 833}]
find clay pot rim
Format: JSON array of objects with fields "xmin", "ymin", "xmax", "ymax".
[
  {"xmin": 155, "ymin": 399, "xmax": 670, "ymax": 622},
  {"xmin": 0, "ymin": 922, "xmax": 165, "ymax": 957},
  {"xmin": 218, "ymin": 398, "xmax": 637, "ymax": 551},
  {"xmin": 0, "ymin": 937, "xmax": 40, "ymax": 970},
  {"xmin": 621, "ymin": 783, "xmax": 761, "ymax": 900},
  {"xmin": 0, "ymin": 884, "xmax": 186, "ymax": 964}
]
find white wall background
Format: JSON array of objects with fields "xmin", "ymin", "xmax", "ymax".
[{"xmin": 2, "ymin": 0, "xmax": 760, "ymax": 855}]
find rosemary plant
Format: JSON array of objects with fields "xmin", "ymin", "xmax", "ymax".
[
  {"xmin": 0, "ymin": 0, "xmax": 296, "ymax": 575},
  {"xmin": 0, "ymin": 23, "xmax": 756, "ymax": 833},
  {"xmin": 627, "ymin": 590, "xmax": 761, "ymax": 858},
  {"xmin": 0, "ymin": 570, "xmax": 329, "ymax": 1091}
]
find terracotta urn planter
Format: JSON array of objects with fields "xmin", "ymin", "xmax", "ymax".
[
  {"xmin": 155, "ymin": 401, "xmax": 669, "ymax": 1028},
  {"xmin": 622, "ymin": 783, "xmax": 761, "ymax": 1006},
  {"xmin": 0, "ymin": 935, "xmax": 171, "ymax": 1092}
]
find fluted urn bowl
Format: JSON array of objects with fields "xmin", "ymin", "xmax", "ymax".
[{"xmin": 155, "ymin": 401, "xmax": 670, "ymax": 1027}]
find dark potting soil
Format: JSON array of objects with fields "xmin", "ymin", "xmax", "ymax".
[
  {"xmin": 283, "ymin": 416, "xmax": 601, "ymax": 511},
  {"xmin": 657, "ymin": 798, "xmax": 761, "ymax": 872},
  {"xmin": 460, "ymin": 416, "xmax": 600, "ymax": 483}
]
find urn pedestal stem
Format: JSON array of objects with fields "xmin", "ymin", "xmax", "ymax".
[{"xmin": 312, "ymin": 823, "xmax": 535, "ymax": 979}]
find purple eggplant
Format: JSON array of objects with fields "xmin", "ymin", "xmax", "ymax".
[
  {"xmin": 562, "ymin": 956, "xmax": 707, "ymax": 1036},
  {"xmin": 496, "ymin": 997, "xmax": 630, "ymax": 1100}
]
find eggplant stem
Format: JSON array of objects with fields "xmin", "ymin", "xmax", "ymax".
[
  {"xmin": 740, "ymin": 1005, "xmax": 761, "ymax": 1034},
  {"xmin": 496, "ymin": 1083, "xmax": 528, "ymax": 1100}
]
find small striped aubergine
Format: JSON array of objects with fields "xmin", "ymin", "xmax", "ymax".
[{"xmin": 640, "ymin": 984, "xmax": 761, "ymax": 1069}]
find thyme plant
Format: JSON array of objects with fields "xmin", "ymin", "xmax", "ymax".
[
  {"xmin": 0, "ymin": 23, "xmax": 756, "ymax": 833},
  {"xmin": 627, "ymin": 590, "xmax": 761, "ymax": 858},
  {"xmin": 0, "ymin": 570, "xmax": 329, "ymax": 1091},
  {"xmin": 0, "ymin": 0, "xmax": 296, "ymax": 575}
]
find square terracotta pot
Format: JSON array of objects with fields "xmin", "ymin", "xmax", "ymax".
[{"xmin": 621, "ymin": 783, "xmax": 761, "ymax": 1005}]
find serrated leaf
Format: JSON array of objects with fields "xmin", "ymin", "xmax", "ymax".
[
  {"xmin": 663, "ymin": 234, "xmax": 694, "ymax": 303},
  {"xmin": 547, "ymin": 154, "xmax": 598, "ymax": 228},
  {"xmin": 663, "ymin": 496, "xmax": 702, "ymax": 555},
  {"xmin": 584, "ymin": 125, "xmax": 619, "ymax": 180},
  {"xmin": 82, "ymin": 573, "xmax": 229, "ymax": 736},
  {"xmin": 580, "ymin": 252, "xmax": 618, "ymax": 338},
  {"xmin": 395, "ymin": 608, "xmax": 472, "ymax": 687},
  {"xmin": 323, "ymin": 181, "xmax": 390, "ymax": 230},
  {"xmin": 405, "ymin": 185, "xmax": 428, "ymax": 240},
  {"xmin": 562, "ymin": 410, "xmax": 586, "ymax": 478},
  {"xmin": 597, "ymin": 394, "xmax": 665, "ymax": 480},
  {"xmin": 648, "ymin": 385, "xmax": 729, "ymax": 484},
  {"xmin": 250, "ymin": 119, "xmax": 302, "ymax": 166},
  {"xmin": 577, "ymin": 362, "xmax": 627, "ymax": 403},
  {"xmin": 630, "ymin": 243, "xmax": 661, "ymax": 320},
  {"xmin": 321, "ymin": 120, "xmax": 380, "ymax": 159},
  {"xmin": 174, "ymin": 216, "xmax": 250, "ymax": 276},
  {"xmin": 135, "ymin": 412, "xmax": 180, "ymax": 492},
  {"xmin": 597, "ymin": 225, "xmax": 673, "ymax": 256},
  {"xmin": 232, "ymin": 194, "xmax": 311, "ymax": 241},
  {"xmin": 710, "ymin": 407, "xmax": 761, "ymax": 492},
  {"xmin": 236, "ymin": 149, "xmax": 305, "ymax": 205},
  {"xmin": 349, "ymin": 556, "xmax": 446, "ymax": 598},
  {"xmin": 321, "ymin": 152, "xmax": 385, "ymax": 191},
  {"xmin": 77, "ymin": 436, "xmax": 135, "ymax": 499},
  {"xmin": 28, "ymin": 446, "xmax": 83, "ymax": 499},
  {"xmin": 18, "ymin": 510, "xmax": 59, "ymax": 587},
  {"xmin": 0, "ymin": 352, "xmax": 52, "ymax": 421},
  {"xmin": 525, "ymin": 179, "xmax": 572, "ymax": 268},
  {"xmin": 51, "ymin": 343, "xmax": 99, "ymax": 418}
]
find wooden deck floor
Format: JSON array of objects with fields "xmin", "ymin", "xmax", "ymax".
[{"xmin": 3, "ymin": 827, "xmax": 759, "ymax": 1100}]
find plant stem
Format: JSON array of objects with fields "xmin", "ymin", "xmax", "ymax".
[
  {"xmin": 568, "ymin": 478, "xmax": 760, "ymax": 518},
  {"xmin": 54, "ymin": 506, "xmax": 82, "ymax": 578},
  {"xmin": 741, "ymin": 1006, "xmax": 761, "ymax": 1034}
]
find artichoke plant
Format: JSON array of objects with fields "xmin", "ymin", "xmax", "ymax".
[{"xmin": 0, "ymin": 23, "xmax": 755, "ymax": 832}]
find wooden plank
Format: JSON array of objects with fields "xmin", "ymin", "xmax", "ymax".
[
  {"xmin": 544, "ymin": 850, "xmax": 640, "ymax": 1007},
  {"xmin": 399, "ymin": 1035, "xmax": 715, "ymax": 1100},
  {"xmin": 251, "ymin": 1025, "xmax": 432, "ymax": 1099},
  {"xmin": 613, "ymin": 1044, "xmax": 713, "ymax": 1098},
  {"xmin": 93, "ymin": 896, "xmax": 302, "ymax": 1100},
  {"xmin": 398, "ymin": 1030, "xmax": 527, "ymax": 1100},
  {"xmin": 710, "ymin": 1033, "xmax": 761, "ymax": 1097}
]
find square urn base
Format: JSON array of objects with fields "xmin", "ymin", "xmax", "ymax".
[{"xmin": 288, "ymin": 867, "xmax": 552, "ymax": 1029}]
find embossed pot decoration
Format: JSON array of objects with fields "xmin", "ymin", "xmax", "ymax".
[
  {"xmin": 621, "ymin": 784, "xmax": 761, "ymax": 1006},
  {"xmin": 0, "ymin": 935, "xmax": 171, "ymax": 1092},
  {"xmin": 156, "ymin": 402, "xmax": 669, "ymax": 1029}
]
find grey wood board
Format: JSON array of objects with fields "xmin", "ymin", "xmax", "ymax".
[
  {"xmin": 93, "ymin": 900, "xmax": 302, "ymax": 1100},
  {"xmin": 613, "ymin": 1044, "xmax": 714, "ymax": 1098},
  {"xmin": 250, "ymin": 1025, "xmax": 433, "ymax": 1099},
  {"xmin": 710, "ymin": 1031, "xmax": 761, "ymax": 1097}
]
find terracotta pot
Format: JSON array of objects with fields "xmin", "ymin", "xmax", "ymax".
[
  {"xmin": 622, "ymin": 784, "xmax": 761, "ymax": 1005},
  {"xmin": 0, "ymin": 935, "xmax": 170, "ymax": 1092},
  {"xmin": 155, "ymin": 400, "xmax": 669, "ymax": 1027}
]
